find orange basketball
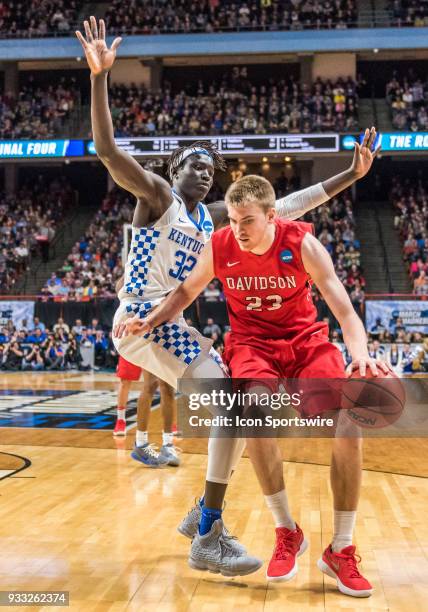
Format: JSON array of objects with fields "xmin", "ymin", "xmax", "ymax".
[{"xmin": 341, "ymin": 369, "xmax": 406, "ymax": 429}]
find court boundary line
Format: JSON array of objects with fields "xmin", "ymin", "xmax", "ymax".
[
  {"xmin": 0, "ymin": 452, "xmax": 32, "ymax": 481},
  {"xmin": 0, "ymin": 446, "xmax": 425, "ymax": 479}
]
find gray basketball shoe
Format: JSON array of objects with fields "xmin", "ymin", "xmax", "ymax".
[
  {"xmin": 158, "ymin": 444, "xmax": 181, "ymax": 467},
  {"xmin": 177, "ymin": 499, "xmax": 247, "ymax": 554},
  {"xmin": 188, "ymin": 519, "xmax": 262, "ymax": 577},
  {"xmin": 131, "ymin": 443, "xmax": 169, "ymax": 468}
]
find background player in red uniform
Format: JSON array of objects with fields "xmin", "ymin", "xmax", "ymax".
[
  {"xmin": 114, "ymin": 354, "xmax": 141, "ymax": 436},
  {"xmin": 115, "ymin": 356, "xmax": 179, "ymax": 467},
  {"xmin": 118, "ymin": 174, "xmax": 391, "ymax": 597}
]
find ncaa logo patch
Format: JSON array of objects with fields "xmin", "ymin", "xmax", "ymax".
[
  {"xmin": 279, "ymin": 249, "xmax": 293, "ymax": 263},
  {"xmin": 202, "ymin": 218, "xmax": 214, "ymax": 239},
  {"xmin": 202, "ymin": 219, "xmax": 214, "ymax": 233}
]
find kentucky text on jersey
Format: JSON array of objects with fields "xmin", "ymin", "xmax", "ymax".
[
  {"xmin": 167, "ymin": 228, "xmax": 205, "ymax": 254},
  {"xmin": 226, "ymin": 275, "xmax": 297, "ymax": 291}
]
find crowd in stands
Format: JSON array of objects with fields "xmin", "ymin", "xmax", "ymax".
[
  {"xmin": 1, "ymin": 309, "xmax": 426, "ymax": 373},
  {"xmin": 386, "ymin": 71, "xmax": 428, "ymax": 132},
  {"xmin": 41, "ymin": 187, "xmax": 132, "ymax": 300},
  {"xmin": 110, "ymin": 70, "xmax": 359, "ymax": 137},
  {"xmin": 0, "ymin": 1, "xmax": 83, "ymax": 38},
  {"xmin": 390, "ymin": 175, "xmax": 428, "ymax": 294},
  {"xmin": 387, "ymin": 0, "xmax": 428, "ymax": 27},
  {"xmin": 0, "ymin": 316, "xmax": 118, "ymax": 371},
  {"xmin": 0, "ymin": 76, "xmax": 79, "ymax": 139},
  {"xmin": 2, "ymin": 0, "xmax": 428, "ymax": 40},
  {"xmin": 0, "ymin": 175, "xmax": 75, "ymax": 294},
  {"xmin": 338, "ymin": 320, "xmax": 428, "ymax": 373},
  {"xmin": 104, "ymin": 0, "xmax": 358, "ymax": 35}
]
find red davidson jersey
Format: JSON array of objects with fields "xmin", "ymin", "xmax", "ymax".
[{"xmin": 212, "ymin": 218, "xmax": 318, "ymax": 339}]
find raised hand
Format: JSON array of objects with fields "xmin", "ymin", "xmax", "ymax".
[
  {"xmin": 75, "ymin": 16, "xmax": 122, "ymax": 76},
  {"xmin": 350, "ymin": 126, "xmax": 380, "ymax": 179}
]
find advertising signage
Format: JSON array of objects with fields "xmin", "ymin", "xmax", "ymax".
[
  {"xmin": 4, "ymin": 132, "xmax": 428, "ymax": 160},
  {"xmin": 0, "ymin": 140, "xmax": 84, "ymax": 159},
  {"xmin": 341, "ymin": 132, "xmax": 428, "ymax": 152}
]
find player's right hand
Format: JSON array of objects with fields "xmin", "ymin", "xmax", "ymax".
[
  {"xmin": 113, "ymin": 315, "xmax": 152, "ymax": 339},
  {"xmin": 346, "ymin": 356, "xmax": 392, "ymax": 377},
  {"xmin": 75, "ymin": 16, "xmax": 122, "ymax": 76}
]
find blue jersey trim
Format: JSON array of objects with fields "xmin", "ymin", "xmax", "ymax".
[{"xmin": 172, "ymin": 188, "xmax": 204, "ymax": 231}]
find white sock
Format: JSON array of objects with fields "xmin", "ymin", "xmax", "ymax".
[
  {"xmin": 264, "ymin": 489, "xmax": 296, "ymax": 530},
  {"xmin": 332, "ymin": 510, "xmax": 356, "ymax": 552},
  {"xmin": 162, "ymin": 431, "xmax": 174, "ymax": 446},
  {"xmin": 117, "ymin": 408, "xmax": 126, "ymax": 421},
  {"xmin": 136, "ymin": 430, "xmax": 148, "ymax": 447}
]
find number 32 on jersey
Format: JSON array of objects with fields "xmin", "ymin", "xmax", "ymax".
[
  {"xmin": 169, "ymin": 250, "xmax": 197, "ymax": 282},
  {"xmin": 246, "ymin": 295, "xmax": 283, "ymax": 311}
]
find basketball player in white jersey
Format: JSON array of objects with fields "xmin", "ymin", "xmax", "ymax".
[{"xmin": 77, "ymin": 17, "xmax": 379, "ymax": 577}]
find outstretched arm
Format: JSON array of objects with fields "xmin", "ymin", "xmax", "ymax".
[
  {"xmin": 76, "ymin": 17, "xmax": 172, "ymax": 223},
  {"xmin": 114, "ymin": 242, "xmax": 215, "ymax": 338},
  {"xmin": 276, "ymin": 127, "xmax": 379, "ymax": 220},
  {"xmin": 301, "ymin": 232, "xmax": 390, "ymax": 377}
]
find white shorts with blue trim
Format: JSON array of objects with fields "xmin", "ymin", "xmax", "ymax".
[{"xmin": 112, "ymin": 301, "xmax": 225, "ymax": 388}]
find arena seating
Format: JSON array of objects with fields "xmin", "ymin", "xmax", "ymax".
[
  {"xmin": 0, "ymin": 0, "xmax": 84, "ymax": 38},
  {"xmin": 0, "ymin": 76, "xmax": 79, "ymax": 139},
  {"xmin": 390, "ymin": 174, "xmax": 428, "ymax": 295},
  {"xmin": 108, "ymin": 72, "xmax": 359, "ymax": 137},
  {"xmin": 386, "ymin": 72, "xmax": 428, "ymax": 131},
  {"xmin": 104, "ymin": 0, "xmax": 358, "ymax": 35},
  {"xmin": 0, "ymin": 175, "xmax": 75, "ymax": 294},
  {"xmin": 42, "ymin": 187, "xmax": 132, "ymax": 300},
  {"xmin": 387, "ymin": 0, "xmax": 428, "ymax": 27}
]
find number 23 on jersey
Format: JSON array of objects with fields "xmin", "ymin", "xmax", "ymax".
[{"xmin": 246, "ymin": 295, "xmax": 283, "ymax": 311}]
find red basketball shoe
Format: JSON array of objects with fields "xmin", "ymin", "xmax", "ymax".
[
  {"xmin": 266, "ymin": 524, "xmax": 308, "ymax": 581},
  {"xmin": 113, "ymin": 419, "xmax": 126, "ymax": 436},
  {"xmin": 317, "ymin": 544, "xmax": 373, "ymax": 597}
]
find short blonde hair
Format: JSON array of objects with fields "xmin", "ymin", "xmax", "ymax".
[{"xmin": 225, "ymin": 175, "xmax": 276, "ymax": 213}]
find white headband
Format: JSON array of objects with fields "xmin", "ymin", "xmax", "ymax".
[{"xmin": 176, "ymin": 146, "xmax": 212, "ymax": 167}]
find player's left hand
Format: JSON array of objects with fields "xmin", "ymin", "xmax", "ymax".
[
  {"xmin": 349, "ymin": 126, "xmax": 380, "ymax": 179},
  {"xmin": 346, "ymin": 356, "xmax": 392, "ymax": 377},
  {"xmin": 113, "ymin": 315, "xmax": 152, "ymax": 339}
]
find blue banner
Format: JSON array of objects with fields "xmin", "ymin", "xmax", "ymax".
[
  {"xmin": 342, "ymin": 132, "xmax": 428, "ymax": 152},
  {"xmin": 366, "ymin": 300, "xmax": 428, "ymax": 334},
  {"xmin": 0, "ymin": 140, "xmax": 84, "ymax": 159}
]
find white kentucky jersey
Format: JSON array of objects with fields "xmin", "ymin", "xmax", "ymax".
[{"xmin": 118, "ymin": 189, "xmax": 214, "ymax": 318}]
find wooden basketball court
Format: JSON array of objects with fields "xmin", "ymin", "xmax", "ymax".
[{"xmin": 1, "ymin": 372, "xmax": 427, "ymax": 611}]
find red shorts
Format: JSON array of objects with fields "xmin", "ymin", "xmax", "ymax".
[
  {"xmin": 224, "ymin": 322, "xmax": 345, "ymax": 416},
  {"xmin": 116, "ymin": 355, "xmax": 143, "ymax": 381}
]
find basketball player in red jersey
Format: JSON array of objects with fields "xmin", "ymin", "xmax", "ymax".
[
  {"xmin": 115, "ymin": 357, "xmax": 179, "ymax": 466},
  {"xmin": 116, "ymin": 174, "xmax": 391, "ymax": 597},
  {"xmin": 114, "ymin": 355, "xmax": 141, "ymax": 436}
]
